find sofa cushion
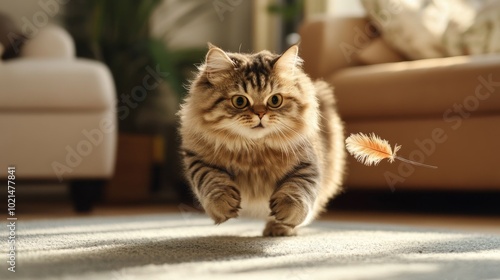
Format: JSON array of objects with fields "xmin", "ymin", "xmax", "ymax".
[
  {"xmin": 362, "ymin": 0, "xmax": 500, "ymax": 59},
  {"xmin": 344, "ymin": 115, "xmax": 500, "ymax": 189},
  {"xmin": 299, "ymin": 17, "xmax": 376, "ymax": 80},
  {"xmin": 0, "ymin": 59, "xmax": 115, "ymax": 111},
  {"xmin": 357, "ymin": 38, "xmax": 405, "ymax": 65},
  {"xmin": 330, "ymin": 54, "xmax": 500, "ymax": 120}
]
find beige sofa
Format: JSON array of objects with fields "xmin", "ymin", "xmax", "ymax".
[
  {"xmin": 0, "ymin": 26, "xmax": 117, "ymax": 210},
  {"xmin": 300, "ymin": 17, "xmax": 500, "ymax": 191}
]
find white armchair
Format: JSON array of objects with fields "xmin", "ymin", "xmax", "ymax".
[{"xmin": 0, "ymin": 25, "xmax": 117, "ymax": 211}]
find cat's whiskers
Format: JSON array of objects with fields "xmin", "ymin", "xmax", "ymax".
[
  {"xmin": 207, "ymin": 119, "xmax": 243, "ymax": 160},
  {"xmin": 272, "ymin": 126, "xmax": 297, "ymax": 164},
  {"xmin": 266, "ymin": 114, "xmax": 311, "ymax": 161},
  {"xmin": 275, "ymin": 119, "xmax": 309, "ymax": 148},
  {"xmin": 273, "ymin": 121, "xmax": 307, "ymax": 161},
  {"xmin": 315, "ymin": 112, "xmax": 330, "ymax": 134},
  {"xmin": 269, "ymin": 126, "xmax": 288, "ymax": 154}
]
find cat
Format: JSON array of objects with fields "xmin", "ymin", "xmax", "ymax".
[{"xmin": 178, "ymin": 44, "xmax": 345, "ymax": 237}]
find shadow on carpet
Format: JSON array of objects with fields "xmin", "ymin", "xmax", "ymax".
[{"xmin": 2, "ymin": 213, "xmax": 500, "ymax": 280}]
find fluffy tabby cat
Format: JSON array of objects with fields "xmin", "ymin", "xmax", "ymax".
[{"xmin": 179, "ymin": 44, "xmax": 345, "ymax": 236}]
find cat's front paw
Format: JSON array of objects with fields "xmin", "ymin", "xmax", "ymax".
[
  {"xmin": 269, "ymin": 192, "xmax": 309, "ymax": 228},
  {"xmin": 203, "ymin": 185, "xmax": 241, "ymax": 224},
  {"xmin": 263, "ymin": 220, "xmax": 296, "ymax": 237}
]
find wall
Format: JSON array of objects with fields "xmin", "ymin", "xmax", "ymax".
[
  {"xmin": 0, "ymin": 0, "xmax": 64, "ymax": 28},
  {"xmin": 150, "ymin": 0, "xmax": 253, "ymax": 53},
  {"xmin": 0, "ymin": 0, "xmax": 253, "ymax": 53}
]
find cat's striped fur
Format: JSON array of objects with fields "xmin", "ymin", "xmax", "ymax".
[{"xmin": 178, "ymin": 45, "xmax": 345, "ymax": 236}]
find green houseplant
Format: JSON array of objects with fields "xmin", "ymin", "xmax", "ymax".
[
  {"xmin": 65, "ymin": 0, "xmax": 210, "ymax": 132},
  {"xmin": 64, "ymin": 0, "xmax": 214, "ymax": 202}
]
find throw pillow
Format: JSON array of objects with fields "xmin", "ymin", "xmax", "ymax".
[
  {"xmin": 362, "ymin": 0, "xmax": 500, "ymax": 59},
  {"xmin": 453, "ymin": 2, "xmax": 500, "ymax": 55},
  {"xmin": 361, "ymin": 0, "xmax": 451, "ymax": 60},
  {"xmin": 357, "ymin": 38, "xmax": 406, "ymax": 65}
]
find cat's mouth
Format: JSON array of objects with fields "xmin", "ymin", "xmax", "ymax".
[{"xmin": 252, "ymin": 123, "xmax": 265, "ymax": 129}]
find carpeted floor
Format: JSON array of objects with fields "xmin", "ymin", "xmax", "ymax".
[{"xmin": 2, "ymin": 213, "xmax": 500, "ymax": 280}]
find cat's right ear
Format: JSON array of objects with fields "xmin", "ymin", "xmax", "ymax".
[
  {"xmin": 205, "ymin": 46, "xmax": 234, "ymax": 84},
  {"xmin": 207, "ymin": 42, "xmax": 216, "ymax": 49}
]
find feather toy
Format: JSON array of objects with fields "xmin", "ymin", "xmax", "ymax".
[{"xmin": 345, "ymin": 133, "xmax": 437, "ymax": 169}]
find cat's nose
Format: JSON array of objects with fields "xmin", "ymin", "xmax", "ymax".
[{"xmin": 253, "ymin": 105, "xmax": 267, "ymax": 119}]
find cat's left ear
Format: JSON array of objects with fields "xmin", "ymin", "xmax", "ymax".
[{"xmin": 273, "ymin": 45, "xmax": 303, "ymax": 77}]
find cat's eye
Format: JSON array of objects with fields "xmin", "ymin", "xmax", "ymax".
[
  {"xmin": 267, "ymin": 94, "xmax": 283, "ymax": 108},
  {"xmin": 231, "ymin": 95, "xmax": 249, "ymax": 109}
]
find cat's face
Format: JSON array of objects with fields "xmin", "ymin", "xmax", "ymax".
[{"xmin": 184, "ymin": 45, "xmax": 318, "ymax": 144}]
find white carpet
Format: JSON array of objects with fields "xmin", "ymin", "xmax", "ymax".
[{"xmin": 2, "ymin": 213, "xmax": 500, "ymax": 280}]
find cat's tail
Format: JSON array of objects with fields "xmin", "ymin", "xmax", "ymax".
[
  {"xmin": 314, "ymin": 80, "xmax": 337, "ymax": 108},
  {"xmin": 313, "ymin": 80, "xmax": 346, "ymax": 214}
]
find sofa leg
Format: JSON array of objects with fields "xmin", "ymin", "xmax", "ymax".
[{"xmin": 69, "ymin": 180, "xmax": 105, "ymax": 212}]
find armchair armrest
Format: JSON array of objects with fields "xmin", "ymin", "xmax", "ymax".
[
  {"xmin": 20, "ymin": 25, "xmax": 75, "ymax": 59},
  {"xmin": 299, "ymin": 16, "xmax": 377, "ymax": 79}
]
